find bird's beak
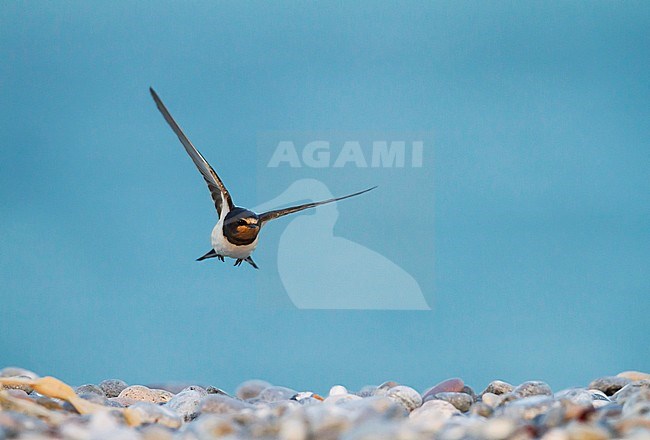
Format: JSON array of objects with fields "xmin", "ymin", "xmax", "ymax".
[{"xmin": 248, "ymin": 224, "xmax": 260, "ymax": 230}]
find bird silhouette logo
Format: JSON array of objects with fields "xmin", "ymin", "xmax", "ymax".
[{"xmin": 254, "ymin": 179, "xmax": 430, "ymax": 310}]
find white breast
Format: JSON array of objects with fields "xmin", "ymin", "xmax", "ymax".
[{"xmin": 211, "ymin": 216, "xmax": 259, "ymax": 260}]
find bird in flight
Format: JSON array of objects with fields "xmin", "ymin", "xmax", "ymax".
[{"xmin": 149, "ymin": 88, "xmax": 376, "ymax": 269}]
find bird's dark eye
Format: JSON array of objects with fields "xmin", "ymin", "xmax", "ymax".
[{"xmin": 238, "ymin": 219, "xmax": 247, "ymax": 225}]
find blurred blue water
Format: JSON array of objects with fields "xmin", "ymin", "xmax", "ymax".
[{"xmin": 0, "ymin": 1, "xmax": 648, "ymax": 393}]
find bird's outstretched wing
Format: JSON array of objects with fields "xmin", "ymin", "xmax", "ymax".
[
  {"xmin": 258, "ymin": 186, "xmax": 377, "ymax": 226},
  {"xmin": 150, "ymin": 87, "xmax": 234, "ymax": 216}
]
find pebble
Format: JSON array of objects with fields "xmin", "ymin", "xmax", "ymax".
[
  {"xmin": 409, "ymin": 400, "xmax": 461, "ymax": 434},
  {"xmin": 481, "ymin": 392, "xmax": 502, "ymax": 407},
  {"xmin": 617, "ymin": 371, "xmax": 650, "ymax": 381},
  {"xmin": 291, "ymin": 391, "xmax": 324, "ymax": 405},
  {"xmin": 206, "ymin": 385, "xmax": 230, "ymax": 395},
  {"xmin": 118, "ymin": 385, "xmax": 173, "ymax": 403},
  {"xmin": 1, "ymin": 366, "xmax": 648, "ymax": 439},
  {"xmin": 99, "ymin": 379, "xmax": 128, "ymax": 398},
  {"xmin": 75, "ymin": 383, "xmax": 105, "ymax": 396},
  {"xmin": 513, "ymin": 380, "xmax": 553, "ymax": 397},
  {"xmin": 124, "ymin": 402, "xmax": 183, "ymax": 429},
  {"xmin": 612, "ymin": 380, "xmax": 650, "ymax": 404},
  {"xmin": 329, "ymin": 385, "xmax": 348, "ymax": 396},
  {"xmin": 555, "ymin": 388, "xmax": 595, "ymax": 406},
  {"xmin": 324, "ymin": 393, "xmax": 362, "ymax": 404},
  {"xmin": 588, "ymin": 376, "xmax": 632, "ymax": 396},
  {"xmin": 0, "ymin": 367, "xmax": 39, "ymax": 380},
  {"xmin": 433, "ymin": 391, "xmax": 473, "ymax": 412},
  {"xmin": 199, "ymin": 393, "xmax": 254, "ymax": 414},
  {"xmin": 481, "ymin": 380, "xmax": 514, "ymax": 396},
  {"xmin": 498, "ymin": 395, "xmax": 559, "ymax": 420},
  {"xmin": 422, "ymin": 378, "xmax": 465, "ymax": 401},
  {"xmin": 386, "ymin": 386, "xmax": 422, "ymax": 412},
  {"xmin": 235, "ymin": 379, "xmax": 272, "ymax": 400},
  {"xmin": 469, "ymin": 401, "xmax": 493, "ymax": 417},
  {"xmin": 257, "ymin": 385, "xmax": 298, "ymax": 402},
  {"xmin": 0, "ymin": 377, "xmax": 33, "ymax": 394},
  {"xmin": 461, "ymin": 385, "xmax": 477, "ymax": 402},
  {"xmin": 164, "ymin": 387, "xmax": 206, "ymax": 421}
]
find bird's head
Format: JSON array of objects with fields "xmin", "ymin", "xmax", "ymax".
[{"xmin": 223, "ymin": 208, "xmax": 260, "ymax": 244}]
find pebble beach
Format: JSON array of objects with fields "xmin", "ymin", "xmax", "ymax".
[{"xmin": 1, "ymin": 367, "xmax": 649, "ymax": 439}]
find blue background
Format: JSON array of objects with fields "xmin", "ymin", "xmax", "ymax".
[{"xmin": 1, "ymin": 1, "xmax": 648, "ymax": 393}]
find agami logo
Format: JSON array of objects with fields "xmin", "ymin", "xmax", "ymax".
[
  {"xmin": 257, "ymin": 132, "xmax": 433, "ymax": 310},
  {"xmin": 267, "ymin": 140, "xmax": 424, "ymax": 168}
]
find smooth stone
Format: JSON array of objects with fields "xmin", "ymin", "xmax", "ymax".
[
  {"xmin": 469, "ymin": 401, "xmax": 493, "ymax": 417},
  {"xmin": 199, "ymin": 394, "xmax": 254, "ymax": 414},
  {"xmin": 461, "ymin": 385, "xmax": 477, "ymax": 402},
  {"xmin": 279, "ymin": 415, "xmax": 308, "ymax": 440},
  {"xmin": 433, "ymin": 392, "xmax": 473, "ymax": 412},
  {"xmin": 108, "ymin": 397, "xmax": 139, "ymax": 407},
  {"xmin": 410, "ymin": 399, "xmax": 461, "ymax": 422},
  {"xmin": 588, "ymin": 389, "xmax": 610, "ymax": 401},
  {"xmin": 125, "ymin": 402, "xmax": 182, "ymax": 429},
  {"xmin": 555, "ymin": 388, "xmax": 594, "ymax": 406},
  {"xmin": 235, "ymin": 379, "xmax": 272, "ymax": 400},
  {"xmin": 374, "ymin": 381, "xmax": 399, "ymax": 396},
  {"xmin": 0, "ymin": 411, "xmax": 48, "ymax": 437},
  {"xmin": 146, "ymin": 382, "xmax": 195, "ymax": 394},
  {"xmin": 498, "ymin": 395, "xmax": 558, "ymax": 421},
  {"xmin": 99, "ymin": 379, "xmax": 128, "ymax": 398},
  {"xmin": 329, "ymin": 385, "xmax": 348, "ymax": 396},
  {"xmin": 536, "ymin": 405, "xmax": 569, "ymax": 430},
  {"xmin": 257, "ymin": 386, "xmax": 297, "ymax": 402},
  {"xmin": 118, "ymin": 385, "xmax": 173, "ymax": 404},
  {"xmin": 592, "ymin": 403, "xmax": 623, "ymax": 422},
  {"xmin": 513, "ymin": 381, "xmax": 553, "ymax": 398},
  {"xmin": 184, "ymin": 414, "xmax": 237, "ymax": 438},
  {"xmin": 75, "ymin": 384, "xmax": 105, "ymax": 396},
  {"xmin": 588, "ymin": 376, "xmax": 631, "ymax": 396},
  {"xmin": 481, "ymin": 380, "xmax": 514, "ymax": 396},
  {"xmin": 356, "ymin": 386, "xmax": 376, "ymax": 398},
  {"xmin": 386, "ymin": 386, "xmax": 422, "ymax": 412},
  {"xmin": 343, "ymin": 396, "xmax": 407, "ymax": 422},
  {"xmin": 340, "ymin": 420, "xmax": 404, "ymax": 440},
  {"xmin": 62, "ymin": 392, "xmax": 111, "ymax": 412},
  {"xmin": 139, "ymin": 424, "xmax": 175, "ymax": 440},
  {"xmin": 612, "ymin": 380, "xmax": 650, "ymax": 404},
  {"xmin": 324, "ymin": 393, "xmax": 362, "ymax": 404},
  {"xmin": 291, "ymin": 391, "xmax": 324, "ymax": 405},
  {"xmin": 32, "ymin": 395, "xmax": 65, "ymax": 411},
  {"xmin": 621, "ymin": 388, "xmax": 650, "ymax": 418},
  {"xmin": 0, "ymin": 367, "xmax": 39, "ymax": 380},
  {"xmin": 617, "ymin": 371, "xmax": 650, "ymax": 381},
  {"xmin": 564, "ymin": 421, "xmax": 609, "ymax": 440},
  {"xmin": 0, "ymin": 375, "xmax": 33, "ymax": 394},
  {"xmin": 482, "ymin": 417, "xmax": 518, "ymax": 439},
  {"xmin": 422, "ymin": 378, "xmax": 465, "ymax": 401},
  {"xmin": 206, "ymin": 386, "xmax": 230, "ymax": 396},
  {"xmin": 4, "ymin": 389, "xmax": 28, "ymax": 399},
  {"xmin": 481, "ymin": 392, "xmax": 502, "ymax": 408},
  {"xmin": 180, "ymin": 385, "xmax": 208, "ymax": 396},
  {"xmin": 165, "ymin": 388, "xmax": 205, "ymax": 421}
]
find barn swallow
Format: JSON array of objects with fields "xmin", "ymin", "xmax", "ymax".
[{"xmin": 149, "ymin": 88, "xmax": 375, "ymax": 269}]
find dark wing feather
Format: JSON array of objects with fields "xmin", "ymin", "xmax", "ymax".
[
  {"xmin": 150, "ymin": 87, "xmax": 234, "ymax": 216},
  {"xmin": 258, "ymin": 186, "xmax": 377, "ymax": 225}
]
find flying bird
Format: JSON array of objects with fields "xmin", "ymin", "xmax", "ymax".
[{"xmin": 149, "ymin": 88, "xmax": 376, "ymax": 269}]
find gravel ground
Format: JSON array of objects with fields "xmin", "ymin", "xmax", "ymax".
[{"xmin": 1, "ymin": 367, "xmax": 649, "ymax": 439}]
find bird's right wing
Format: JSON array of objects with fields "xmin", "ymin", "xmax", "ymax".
[
  {"xmin": 150, "ymin": 87, "xmax": 234, "ymax": 216},
  {"xmin": 258, "ymin": 186, "xmax": 377, "ymax": 226}
]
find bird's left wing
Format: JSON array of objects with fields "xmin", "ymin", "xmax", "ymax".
[
  {"xmin": 258, "ymin": 186, "xmax": 377, "ymax": 226},
  {"xmin": 150, "ymin": 87, "xmax": 234, "ymax": 216}
]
